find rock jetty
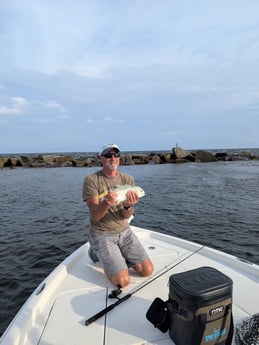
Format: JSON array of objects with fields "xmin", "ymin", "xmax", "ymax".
[{"xmin": 0, "ymin": 147, "xmax": 258, "ymax": 169}]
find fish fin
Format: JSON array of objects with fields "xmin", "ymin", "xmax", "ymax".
[{"xmin": 97, "ymin": 188, "xmax": 108, "ymax": 199}]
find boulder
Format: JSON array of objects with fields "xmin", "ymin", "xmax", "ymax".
[
  {"xmin": 62, "ymin": 160, "xmax": 76, "ymax": 167},
  {"xmin": 0, "ymin": 157, "xmax": 7, "ymax": 168},
  {"xmin": 125, "ymin": 158, "xmax": 135, "ymax": 165},
  {"xmin": 12, "ymin": 158, "xmax": 23, "ymax": 166},
  {"xmin": 148, "ymin": 154, "xmax": 161, "ymax": 164},
  {"xmin": 195, "ymin": 150, "xmax": 216, "ymax": 163},
  {"xmin": 54, "ymin": 155, "xmax": 74, "ymax": 166},
  {"xmin": 20, "ymin": 156, "xmax": 32, "ymax": 165},
  {"xmin": 42, "ymin": 155, "xmax": 55, "ymax": 165},
  {"xmin": 2, "ymin": 158, "xmax": 13, "ymax": 167},
  {"xmin": 130, "ymin": 154, "xmax": 149, "ymax": 165},
  {"xmin": 74, "ymin": 158, "xmax": 93, "ymax": 167},
  {"xmin": 173, "ymin": 147, "xmax": 194, "ymax": 161},
  {"xmin": 215, "ymin": 152, "xmax": 231, "ymax": 161},
  {"xmin": 163, "ymin": 153, "xmax": 172, "ymax": 163}
]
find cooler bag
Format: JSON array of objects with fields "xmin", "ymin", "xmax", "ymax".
[{"xmin": 168, "ymin": 266, "xmax": 233, "ymax": 345}]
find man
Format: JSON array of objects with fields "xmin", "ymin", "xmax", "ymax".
[{"xmin": 82, "ymin": 143, "xmax": 153, "ymax": 287}]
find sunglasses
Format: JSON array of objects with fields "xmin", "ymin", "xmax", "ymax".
[{"xmin": 102, "ymin": 152, "xmax": 120, "ymax": 158}]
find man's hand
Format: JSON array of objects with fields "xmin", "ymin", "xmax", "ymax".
[
  {"xmin": 104, "ymin": 190, "xmax": 118, "ymax": 206},
  {"xmin": 123, "ymin": 190, "xmax": 139, "ymax": 208}
]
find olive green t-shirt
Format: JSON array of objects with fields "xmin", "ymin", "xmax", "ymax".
[{"xmin": 82, "ymin": 170, "xmax": 134, "ymax": 233}]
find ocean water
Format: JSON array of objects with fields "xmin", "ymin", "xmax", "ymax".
[{"xmin": 1, "ymin": 159, "xmax": 259, "ymax": 335}]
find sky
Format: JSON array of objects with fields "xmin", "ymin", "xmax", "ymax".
[{"xmin": 0, "ymin": 0, "xmax": 259, "ymax": 154}]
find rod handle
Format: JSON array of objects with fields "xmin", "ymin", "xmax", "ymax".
[{"xmin": 85, "ymin": 293, "xmax": 132, "ymax": 326}]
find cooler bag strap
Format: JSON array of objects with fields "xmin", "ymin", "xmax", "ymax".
[
  {"xmin": 226, "ymin": 312, "xmax": 234, "ymax": 345},
  {"xmin": 192, "ymin": 313, "xmax": 207, "ymax": 345}
]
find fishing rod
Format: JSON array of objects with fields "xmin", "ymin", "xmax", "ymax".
[{"xmin": 85, "ymin": 246, "xmax": 203, "ymax": 326}]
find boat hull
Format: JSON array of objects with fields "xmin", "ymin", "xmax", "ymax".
[{"xmin": 1, "ymin": 226, "xmax": 258, "ymax": 345}]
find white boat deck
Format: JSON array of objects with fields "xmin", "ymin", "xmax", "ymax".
[{"xmin": 1, "ymin": 226, "xmax": 259, "ymax": 345}]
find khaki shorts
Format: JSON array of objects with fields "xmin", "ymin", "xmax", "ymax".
[{"xmin": 88, "ymin": 227, "xmax": 150, "ymax": 277}]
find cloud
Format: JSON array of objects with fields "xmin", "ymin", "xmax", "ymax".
[
  {"xmin": 0, "ymin": 97, "xmax": 29, "ymax": 116},
  {"xmin": 84, "ymin": 116, "xmax": 125, "ymax": 124},
  {"xmin": 86, "ymin": 118, "xmax": 94, "ymax": 123},
  {"xmin": 45, "ymin": 100, "xmax": 65, "ymax": 112}
]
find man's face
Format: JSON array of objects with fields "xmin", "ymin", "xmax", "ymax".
[{"xmin": 100, "ymin": 150, "xmax": 120, "ymax": 172}]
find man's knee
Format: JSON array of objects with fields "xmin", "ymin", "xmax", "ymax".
[
  {"xmin": 135, "ymin": 260, "xmax": 154, "ymax": 277},
  {"xmin": 110, "ymin": 270, "xmax": 131, "ymax": 287}
]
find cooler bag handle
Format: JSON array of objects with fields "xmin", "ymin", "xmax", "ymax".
[{"xmin": 192, "ymin": 309, "xmax": 233, "ymax": 345}]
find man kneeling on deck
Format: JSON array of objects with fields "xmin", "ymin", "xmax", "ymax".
[{"xmin": 82, "ymin": 143, "xmax": 154, "ymax": 288}]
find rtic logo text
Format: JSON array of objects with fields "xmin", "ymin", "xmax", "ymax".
[{"xmin": 210, "ymin": 306, "xmax": 224, "ymax": 315}]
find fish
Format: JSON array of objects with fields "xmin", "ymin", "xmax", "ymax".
[{"xmin": 98, "ymin": 184, "xmax": 145, "ymax": 203}]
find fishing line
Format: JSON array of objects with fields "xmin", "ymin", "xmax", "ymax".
[{"xmin": 85, "ymin": 246, "xmax": 203, "ymax": 326}]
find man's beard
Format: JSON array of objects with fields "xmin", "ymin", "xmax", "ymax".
[{"xmin": 108, "ymin": 162, "xmax": 118, "ymax": 171}]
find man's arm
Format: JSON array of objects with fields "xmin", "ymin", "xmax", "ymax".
[{"xmin": 86, "ymin": 191, "xmax": 117, "ymax": 221}]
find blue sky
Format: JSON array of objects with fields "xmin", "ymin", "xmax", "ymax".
[{"xmin": 1, "ymin": 0, "xmax": 259, "ymax": 154}]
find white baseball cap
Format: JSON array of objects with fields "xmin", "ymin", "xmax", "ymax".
[{"xmin": 98, "ymin": 143, "xmax": 120, "ymax": 156}]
